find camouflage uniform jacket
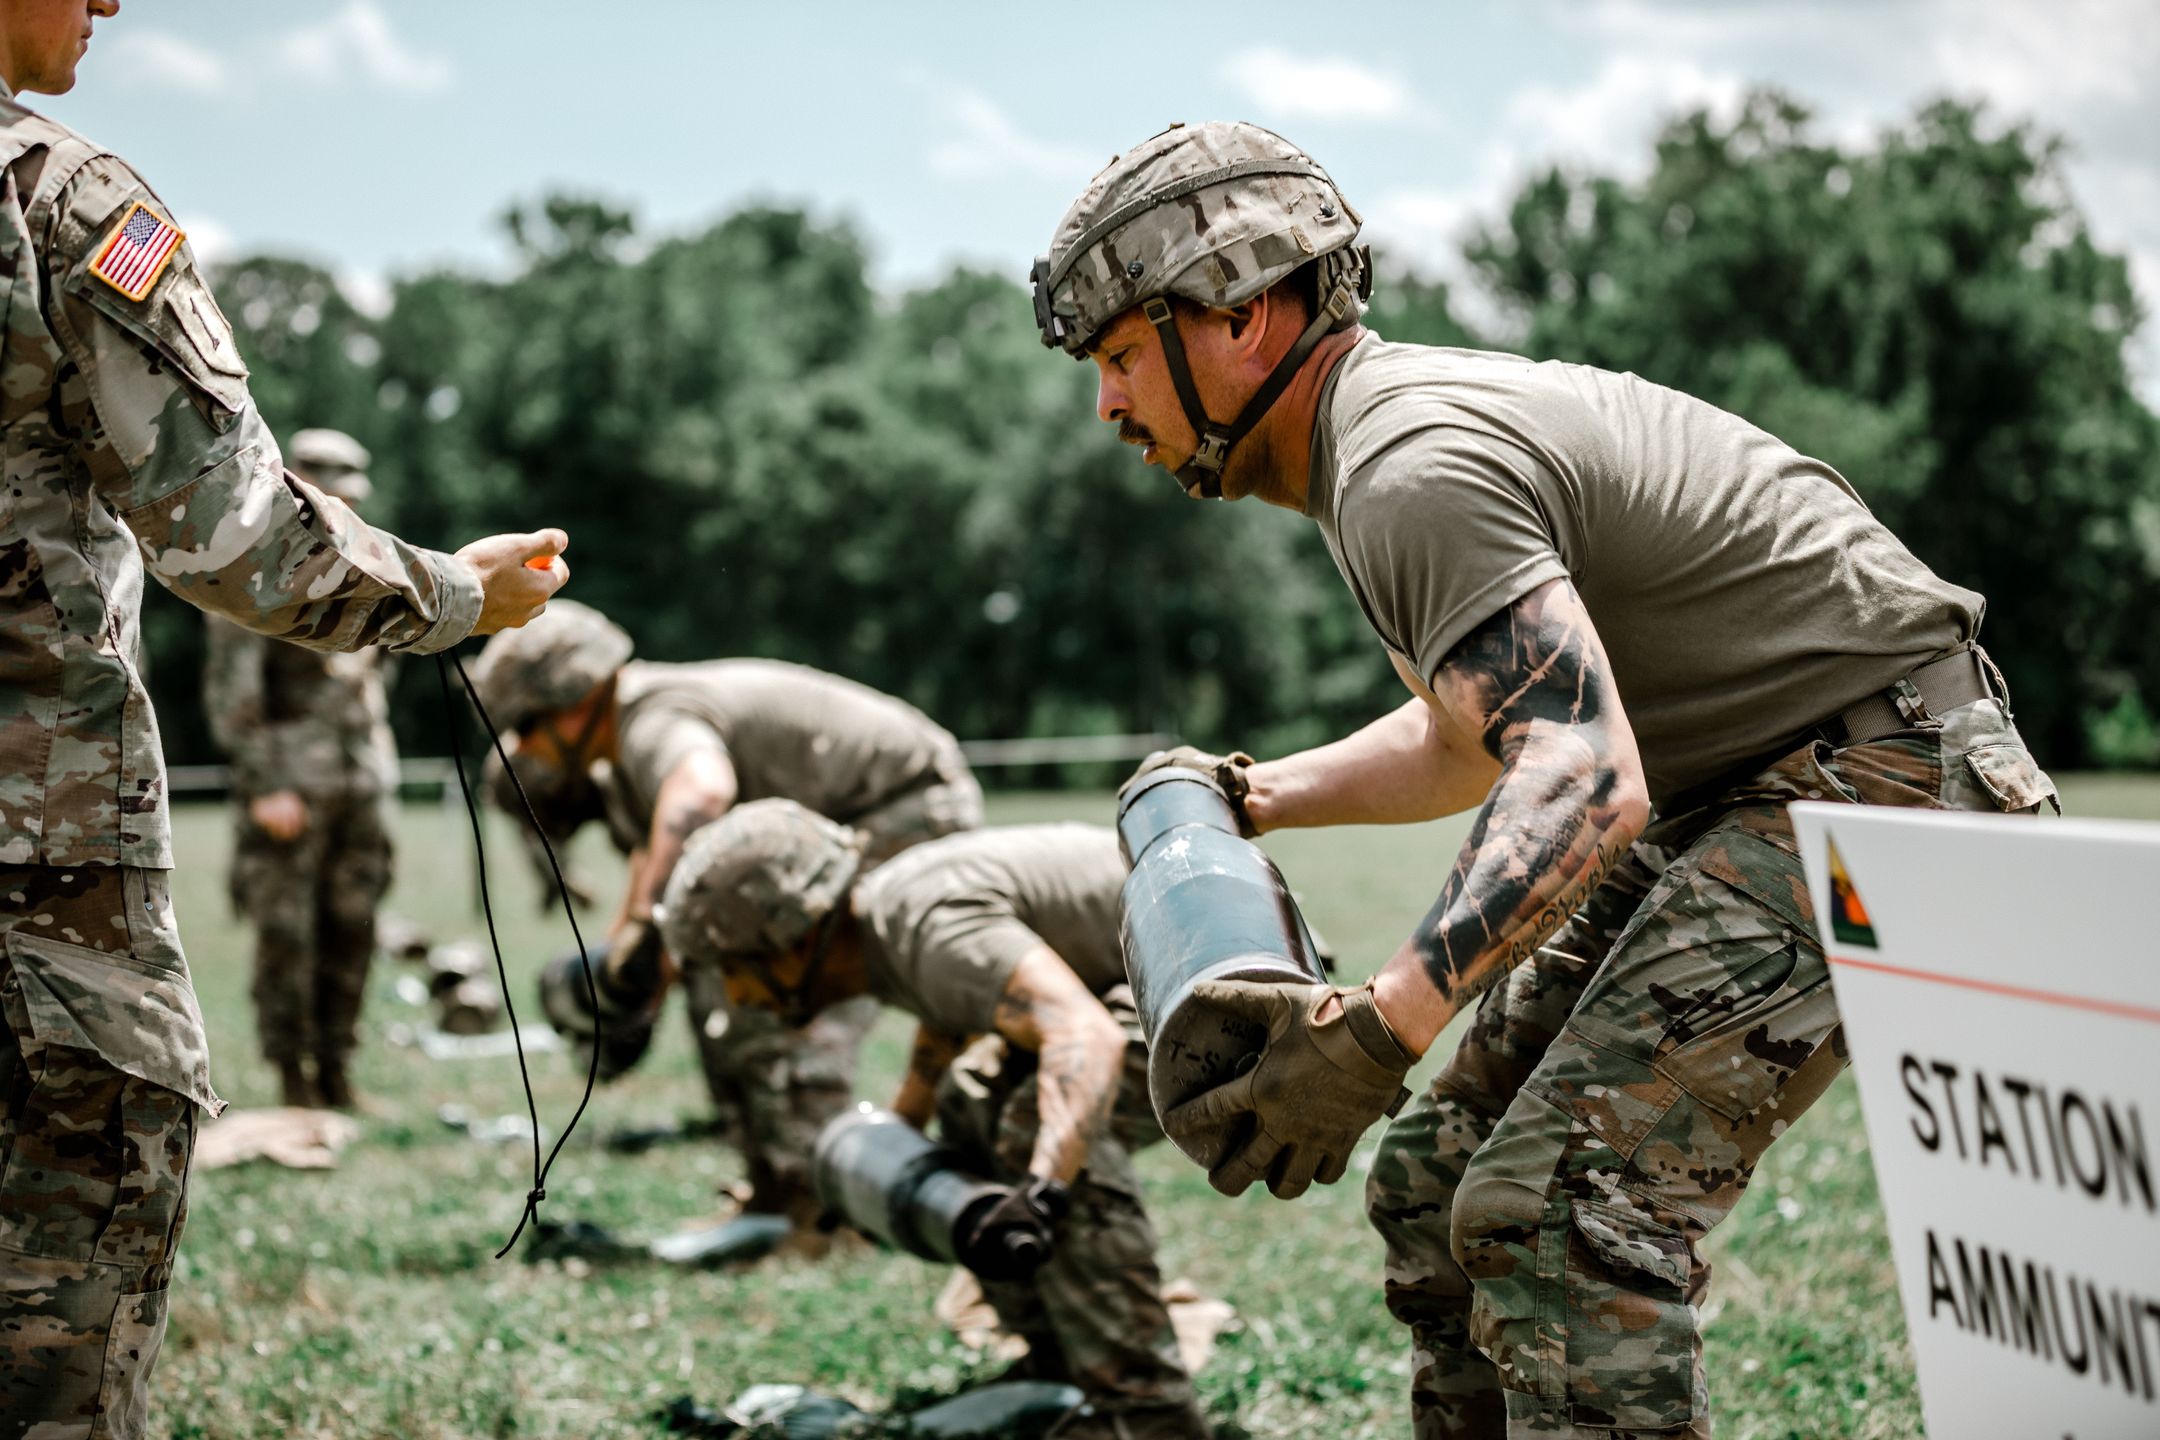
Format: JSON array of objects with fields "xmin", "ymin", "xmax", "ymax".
[
  {"xmin": 0, "ymin": 89, "xmax": 481, "ymax": 868},
  {"xmin": 202, "ymin": 618, "xmax": 397, "ymax": 798}
]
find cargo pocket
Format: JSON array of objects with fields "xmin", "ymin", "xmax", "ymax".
[
  {"xmin": 4, "ymin": 928, "xmax": 222, "ymax": 1115},
  {"xmin": 1564, "ymin": 1201, "xmax": 1702, "ymax": 1431},
  {"xmin": 1961, "ymin": 743, "xmax": 2060, "ymax": 815},
  {"xmin": 95, "ymin": 1284, "xmax": 170, "ymax": 1440},
  {"xmin": 1656, "ymin": 832, "xmax": 1837, "ymax": 1124}
]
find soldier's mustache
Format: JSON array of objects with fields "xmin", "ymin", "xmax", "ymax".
[{"xmin": 1119, "ymin": 420, "xmax": 1154, "ymax": 446}]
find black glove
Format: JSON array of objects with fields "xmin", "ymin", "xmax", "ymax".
[
  {"xmin": 957, "ymin": 1176, "xmax": 1070, "ymax": 1283},
  {"xmin": 588, "ymin": 1019, "xmax": 657, "ymax": 1084},
  {"xmin": 1119, "ymin": 747, "xmax": 1258, "ymax": 836},
  {"xmin": 538, "ymin": 922, "xmax": 667, "ymax": 1083},
  {"xmin": 539, "ymin": 922, "xmax": 668, "ymax": 1033}
]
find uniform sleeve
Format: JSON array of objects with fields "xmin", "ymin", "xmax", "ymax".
[
  {"xmin": 886, "ymin": 895, "xmax": 1040, "ymax": 1038},
  {"xmin": 42, "ymin": 155, "xmax": 482, "ymax": 655},
  {"xmin": 1337, "ymin": 425, "xmax": 1571, "ymax": 687},
  {"xmin": 615, "ymin": 700, "xmax": 731, "ymax": 822}
]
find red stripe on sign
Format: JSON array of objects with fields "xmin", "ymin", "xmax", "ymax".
[{"xmin": 1828, "ymin": 953, "xmax": 2160, "ymax": 1026}]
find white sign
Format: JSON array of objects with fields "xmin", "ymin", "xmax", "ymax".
[{"xmin": 1789, "ymin": 804, "xmax": 2160, "ymax": 1440}]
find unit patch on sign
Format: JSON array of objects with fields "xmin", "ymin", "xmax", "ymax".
[
  {"xmin": 89, "ymin": 201, "xmax": 186, "ymax": 302},
  {"xmin": 1825, "ymin": 836, "xmax": 1878, "ymax": 949}
]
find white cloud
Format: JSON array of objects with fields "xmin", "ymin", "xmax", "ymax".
[
  {"xmin": 1929, "ymin": 0, "xmax": 2157, "ymax": 111},
  {"xmin": 182, "ymin": 215, "xmax": 236, "ymax": 267},
  {"xmin": 926, "ymin": 90, "xmax": 1095, "ymax": 184},
  {"xmin": 1218, "ymin": 48, "xmax": 1431, "ymax": 126},
  {"xmin": 273, "ymin": 1, "xmax": 452, "ymax": 93},
  {"xmin": 102, "ymin": 30, "xmax": 230, "ymax": 96},
  {"xmin": 1501, "ymin": 54, "xmax": 1745, "ymax": 175},
  {"xmin": 1362, "ymin": 53, "xmax": 1742, "ymax": 277}
]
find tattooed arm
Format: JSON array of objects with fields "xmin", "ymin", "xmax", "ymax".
[
  {"xmin": 1369, "ymin": 578, "xmax": 1650, "ymax": 1053},
  {"xmin": 620, "ymin": 748, "xmax": 740, "ymax": 925},
  {"xmin": 891, "ymin": 1022, "xmax": 965, "ymax": 1130},
  {"xmin": 990, "ymin": 945, "xmax": 1129, "ymax": 1184}
]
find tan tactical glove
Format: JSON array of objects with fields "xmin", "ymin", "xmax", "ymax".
[
  {"xmin": 1162, "ymin": 978, "xmax": 1417, "ymax": 1199},
  {"xmin": 1120, "ymin": 746, "xmax": 1259, "ymax": 836}
]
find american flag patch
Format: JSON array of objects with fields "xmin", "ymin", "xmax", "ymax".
[{"xmin": 88, "ymin": 201, "xmax": 186, "ymax": 302}]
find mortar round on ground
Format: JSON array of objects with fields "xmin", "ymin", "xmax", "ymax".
[{"xmin": 813, "ymin": 1104, "xmax": 1013, "ymax": 1266}]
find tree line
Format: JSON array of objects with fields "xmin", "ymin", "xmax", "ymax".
[{"xmin": 142, "ymin": 90, "xmax": 2160, "ymax": 780}]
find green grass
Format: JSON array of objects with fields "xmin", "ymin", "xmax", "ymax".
[{"xmin": 150, "ymin": 775, "xmax": 2136, "ymax": 1437}]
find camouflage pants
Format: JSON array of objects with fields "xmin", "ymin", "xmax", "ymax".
[
  {"xmin": 1366, "ymin": 699, "xmax": 2055, "ymax": 1438},
  {"xmin": 232, "ymin": 788, "xmax": 391, "ymax": 1072},
  {"xmin": 936, "ymin": 991, "xmax": 1209, "ymax": 1440},
  {"xmin": 0, "ymin": 864, "xmax": 223, "ymax": 1440},
  {"xmin": 679, "ymin": 963, "xmax": 874, "ymax": 1218}
]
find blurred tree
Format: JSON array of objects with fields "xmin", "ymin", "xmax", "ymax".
[
  {"xmin": 1465, "ymin": 91, "xmax": 2160, "ymax": 764},
  {"xmin": 144, "ymin": 91, "xmax": 2157, "ymax": 779}
]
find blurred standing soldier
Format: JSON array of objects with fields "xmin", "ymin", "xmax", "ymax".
[
  {"xmin": 470, "ymin": 601, "xmax": 982, "ymax": 1222},
  {"xmin": 203, "ymin": 429, "xmax": 398, "ymax": 1110},
  {"xmin": 0, "ymin": 5, "xmax": 569, "ymax": 1433},
  {"xmin": 1034, "ymin": 122, "xmax": 2056, "ymax": 1438},
  {"xmin": 659, "ymin": 806, "xmax": 1209, "ymax": 1440}
]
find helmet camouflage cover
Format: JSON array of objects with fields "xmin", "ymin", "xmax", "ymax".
[
  {"xmin": 467, "ymin": 599, "xmax": 634, "ymax": 736},
  {"xmin": 657, "ymin": 799, "xmax": 863, "ymax": 964},
  {"xmin": 1033, "ymin": 120, "xmax": 1367, "ymax": 357},
  {"xmin": 1031, "ymin": 121, "xmax": 1372, "ymax": 496}
]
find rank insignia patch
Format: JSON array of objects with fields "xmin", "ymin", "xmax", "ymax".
[
  {"xmin": 1825, "ymin": 836, "xmax": 1878, "ymax": 949},
  {"xmin": 89, "ymin": 201, "xmax": 186, "ymax": 302}
]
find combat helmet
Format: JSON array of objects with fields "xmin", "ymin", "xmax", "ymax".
[
  {"xmin": 1032, "ymin": 121, "xmax": 1371, "ymax": 499},
  {"xmin": 287, "ymin": 427, "xmax": 374, "ymax": 503},
  {"xmin": 658, "ymin": 799, "xmax": 864, "ymax": 962},
  {"xmin": 468, "ymin": 600, "xmax": 633, "ymax": 737}
]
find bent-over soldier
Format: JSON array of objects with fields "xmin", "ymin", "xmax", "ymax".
[
  {"xmin": 659, "ymin": 807, "xmax": 1210, "ymax": 1440},
  {"xmin": 470, "ymin": 600, "xmax": 982, "ymax": 1221}
]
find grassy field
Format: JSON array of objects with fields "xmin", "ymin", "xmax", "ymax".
[{"xmin": 146, "ymin": 776, "xmax": 2144, "ymax": 1438}]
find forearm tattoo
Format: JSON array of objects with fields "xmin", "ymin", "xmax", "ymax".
[
  {"xmin": 995, "ymin": 975, "xmax": 1121, "ymax": 1182},
  {"xmin": 1417, "ymin": 581, "xmax": 1639, "ymax": 1007}
]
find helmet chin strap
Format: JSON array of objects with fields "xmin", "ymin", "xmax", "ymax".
[
  {"xmin": 1143, "ymin": 268, "xmax": 1361, "ymax": 500},
  {"xmin": 738, "ymin": 904, "xmax": 843, "ymax": 1028}
]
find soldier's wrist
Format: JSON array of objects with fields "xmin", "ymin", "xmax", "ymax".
[
  {"xmin": 406, "ymin": 550, "xmax": 486, "ymax": 654},
  {"xmin": 1367, "ymin": 965, "xmax": 1441, "ymax": 1060}
]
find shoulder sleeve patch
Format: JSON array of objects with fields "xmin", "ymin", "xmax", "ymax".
[{"xmin": 87, "ymin": 199, "xmax": 185, "ymax": 302}]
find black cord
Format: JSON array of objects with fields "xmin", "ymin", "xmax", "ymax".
[{"xmin": 434, "ymin": 652, "xmax": 604, "ymax": 1259}]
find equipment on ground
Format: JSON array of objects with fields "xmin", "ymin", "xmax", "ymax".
[
  {"xmin": 537, "ymin": 942, "xmax": 657, "ymax": 1081},
  {"xmin": 1116, "ymin": 765, "xmax": 1331, "ymax": 1167},
  {"xmin": 813, "ymin": 1105, "xmax": 1053, "ymax": 1279}
]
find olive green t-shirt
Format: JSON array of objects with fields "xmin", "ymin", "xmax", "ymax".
[
  {"xmin": 1307, "ymin": 338, "xmax": 1984, "ymax": 802},
  {"xmin": 606, "ymin": 658, "xmax": 960, "ymax": 834},
  {"xmin": 854, "ymin": 824, "xmax": 1127, "ymax": 1038}
]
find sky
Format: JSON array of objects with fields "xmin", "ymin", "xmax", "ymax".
[{"xmin": 51, "ymin": 0, "xmax": 2160, "ymax": 398}]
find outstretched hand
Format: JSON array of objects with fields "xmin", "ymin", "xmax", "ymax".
[
  {"xmin": 1161, "ymin": 979, "xmax": 1417, "ymax": 1200},
  {"xmin": 460, "ymin": 528, "xmax": 569, "ymax": 635}
]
